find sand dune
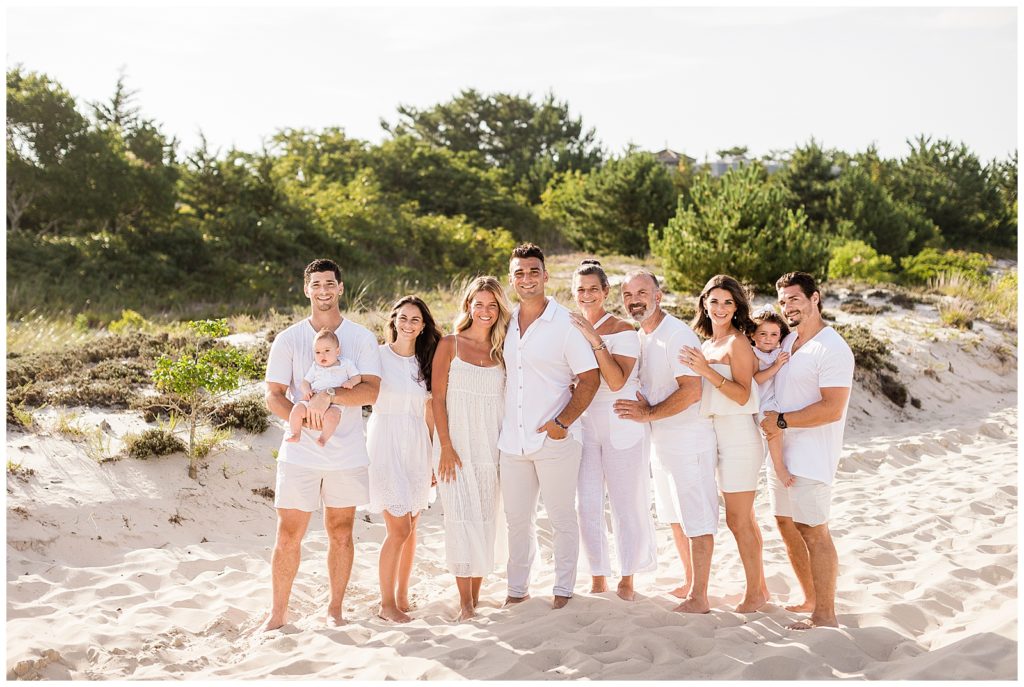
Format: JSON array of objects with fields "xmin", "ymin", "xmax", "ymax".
[{"xmin": 6, "ymin": 302, "xmax": 1017, "ymax": 679}]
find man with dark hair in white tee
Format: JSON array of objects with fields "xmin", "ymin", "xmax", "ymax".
[
  {"xmin": 761, "ymin": 271, "xmax": 854, "ymax": 630},
  {"xmin": 263, "ymin": 258, "xmax": 383, "ymax": 630}
]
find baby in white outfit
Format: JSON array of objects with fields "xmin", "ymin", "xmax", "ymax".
[{"xmin": 286, "ymin": 328, "xmax": 362, "ymax": 447}]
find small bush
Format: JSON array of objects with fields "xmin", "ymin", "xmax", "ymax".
[
  {"xmin": 889, "ymin": 291, "xmax": 922, "ymax": 309},
  {"xmin": 50, "ymin": 381, "xmax": 134, "ymax": 408},
  {"xmin": 108, "ymin": 309, "xmax": 149, "ymax": 335},
  {"xmin": 6, "ymin": 460, "xmax": 36, "ymax": 481},
  {"xmin": 938, "ymin": 298, "xmax": 975, "ymax": 330},
  {"xmin": 124, "ymin": 428, "xmax": 187, "ymax": 460},
  {"xmin": 878, "ymin": 373, "xmax": 908, "ymax": 407},
  {"xmin": 833, "ymin": 324, "xmax": 896, "ymax": 372},
  {"xmin": 839, "ymin": 298, "xmax": 891, "ymax": 315},
  {"xmin": 54, "ymin": 409, "xmax": 87, "ymax": 439},
  {"xmin": 828, "ymin": 240, "xmax": 896, "ymax": 282},
  {"xmin": 130, "ymin": 392, "xmax": 193, "ymax": 423},
  {"xmin": 662, "ymin": 301, "xmax": 697, "ymax": 324},
  {"xmin": 211, "ymin": 394, "xmax": 270, "ymax": 433},
  {"xmin": 900, "ymin": 248, "xmax": 992, "ymax": 285},
  {"xmin": 252, "ymin": 486, "xmax": 275, "ymax": 500}
]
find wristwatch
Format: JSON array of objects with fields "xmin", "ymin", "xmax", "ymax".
[
  {"xmin": 776, "ymin": 413, "xmax": 787, "ymax": 429},
  {"xmin": 553, "ymin": 417, "xmax": 569, "ymax": 431}
]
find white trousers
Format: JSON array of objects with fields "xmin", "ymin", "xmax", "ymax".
[
  {"xmin": 500, "ymin": 436, "xmax": 582, "ymax": 598},
  {"xmin": 577, "ymin": 414, "xmax": 657, "ymax": 577}
]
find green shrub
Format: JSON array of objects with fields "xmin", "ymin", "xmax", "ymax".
[
  {"xmin": 652, "ymin": 164, "xmax": 828, "ymax": 292},
  {"xmin": 108, "ymin": 309, "xmax": 149, "ymax": 334},
  {"xmin": 878, "ymin": 373, "xmax": 908, "ymax": 407},
  {"xmin": 124, "ymin": 428, "xmax": 187, "ymax": 460},
  {"xmin": 211, "ymin": 394, "xmax": 270, "ymax": 433},
  {"xmin": 827, "ymin": 240, "xmax": 896, "ymax": 282},
  {"xmin": 900, "ymin": 248, "xmax": 992, "ymax": 285},
  {"xmin": 832, "ymin": 324, "xmax": 896, "ymax": 372}
]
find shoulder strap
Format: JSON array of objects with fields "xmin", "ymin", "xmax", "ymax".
[{"xmin": 593, "ymin": 312, "xmax": 614, "ymax": 331}]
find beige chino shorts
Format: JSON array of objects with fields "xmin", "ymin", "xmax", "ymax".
[
  {"xmin": 274, "ymin": 461, "xmax": 369, "ymax": 512},
  {"xmin": 768, "ymin": 471, "xmax": 831, "ymax": 527}
]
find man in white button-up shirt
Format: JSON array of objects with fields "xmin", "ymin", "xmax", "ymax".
[{"xmin": 498, "ymin": 243, "xmax": 600, "ymax": 609}]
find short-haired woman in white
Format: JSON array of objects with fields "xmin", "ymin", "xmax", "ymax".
[
  {"xmin": 432, "ymin": 276, "xmax": 511, "ymax": 621},
  {"xmin": 569, "ymin": 260, "xmax": 657, "ymax": 601}
]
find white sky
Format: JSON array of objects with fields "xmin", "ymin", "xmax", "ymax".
[{"xmin": 5, "ymin": 5, "xmax": 1019, "ymax": 162}]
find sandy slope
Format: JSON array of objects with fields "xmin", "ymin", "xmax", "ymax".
[{"xmin": 5, "ymin": 300, "xmax": 1017, "ymax": 680}]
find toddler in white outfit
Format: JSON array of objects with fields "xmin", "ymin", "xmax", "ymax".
[
  {"xmin": 286, "ymin": 327, "xmax": 362, "ymax": 447},
  {"xmin": 751, "ymin": 308, "xmax": 795, "ymax": 487}
]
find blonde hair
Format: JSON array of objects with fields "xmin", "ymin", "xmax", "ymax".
[{"xmin": 454, "ymin": 276, "xmax": 511, "ymax": 366}]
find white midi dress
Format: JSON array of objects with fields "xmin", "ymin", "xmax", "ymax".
[
  {"xmin": 433, "ymin": 353, "xmax": 506, "ymax": 577},
  {"xmin": 367, "ymin": 344, "xmax": 432, "ymax": 516},
  {"xmin": 698, "ymin": 344, "xmax": 763, "ymax": 493}
]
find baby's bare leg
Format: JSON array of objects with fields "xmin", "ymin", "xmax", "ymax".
[
  {"xmin": 767, "ymin": 433, "xmax": 790, "ymax": 483},
  {"xmin": 286, "ymin": 403, "xmax": 307, "ymax": 442},
  {"xmin": 316, "ymin": 407, "xmax": 344, "ymax": 447}
]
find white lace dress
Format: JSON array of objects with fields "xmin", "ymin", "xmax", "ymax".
[
  {"xmin": 433, "ymin": 354, "xmax": 506, "ymax": 577},
  {"xmin": 367, "ymin": 344, "xmax": 432, "ymax": 516}
]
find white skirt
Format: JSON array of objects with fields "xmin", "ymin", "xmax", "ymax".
[{"xmin": 713, "ymin": 413, "xmax": 764, "ymax": 493}]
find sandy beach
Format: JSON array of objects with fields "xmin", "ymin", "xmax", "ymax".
[{"xmin": 6, "ymin": 296, "xmax": 1017, "ymax": 680}]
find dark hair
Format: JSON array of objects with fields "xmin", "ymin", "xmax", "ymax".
[
  {"xmin": 573, "ymin": 259, "xmax": 609, "ymax": 290},
  {"xmin": 776, "ymin": 271, "xmax": 823, "ymax": 313},
  {"xmin": 387, "ymin": 295, "xmax": 443, "ymax": 391},
  {"xmin": 691, "ymin": 274, "xmax": 756, "ymax": 338},
  {"xmin": 510, "ymin": 242, "xmax": 545, "ymax": 267},
  {"xmin": 750, "ymin": 307, "xmax": 791, "ymax": 341},
  {"xmin": 304, "ymin": 258, "xmax": 342, "ymax": 284}
]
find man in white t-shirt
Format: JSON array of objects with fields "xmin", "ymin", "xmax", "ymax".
[
  {"xmin": 263, "ymin": 259, "xmax": 383, "ymax": 630},
  {"xmin": 614, "ymin": 270, "xmax": 718, "ymax": 614},
  {"xmin": 498, "ymin": 243, "xmax": 600, "ymax": 609},
  {"xmin": 761, "ymin": 271, "xmax": 854, "ymax": 630}
]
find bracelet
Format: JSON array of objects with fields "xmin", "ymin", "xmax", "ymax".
[
  {"xmin": 592, "ymin": 341, "xmax": 607, "ymax": 352},
  {"xmin": 553, "ymin": 417, "xmax": 569, "ymax": 430},
  {"xmin": 715, "ymin": 376, "xmax": 727, "ymax": 389}
]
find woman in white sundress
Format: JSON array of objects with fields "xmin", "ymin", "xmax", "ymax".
[
  {"xmin": 679, "ymin": 274, "xmax": 770, "ymax": 613},
  {"xmin": 432, "ymin": 276, "xmax": 511, "ymax": 622},
  {"xmin": 367, "ymin": 295, "xmax": 442, "ymax": 623},
  {"xmin": 569, "ymin": 259, "xmax": 657, "ymax": 602}
]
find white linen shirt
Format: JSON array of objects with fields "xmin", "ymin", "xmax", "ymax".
[
  {"xmin": 266, "ymin": 318, "xmax": 383, "ymax": 471},
  {"xmin": 774, "ymin": 326, "xmax": 855, "ymax": 485},
  {"xmin": 637, "ymin": 313, "xmax": 716, "ymax": 454},
  {"xmin": 497, "ymin": 298, "xmax": 599, "ymax": 456}
]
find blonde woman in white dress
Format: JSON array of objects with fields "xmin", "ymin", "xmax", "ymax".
[
  {"xmin": 679, "ymin": 274, "xmax": 769, "ymax": 613},
  {"xmin": 367, "ymin": 296, "xmax": 442, "ymax": 623},
  {"xmin": 432, "ymin": 276, "xmax": 511, "ymax": 621},
  {"xmin": 569, "ymin": 260, "xmax": 657, "ymax": 601}
]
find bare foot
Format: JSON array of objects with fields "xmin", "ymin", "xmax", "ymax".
[
  {"xmin": 552, "ymin": 595, "xmax": 570, "ymax": 610},
  {"xmin": 263, "ymin": 614, "xmax": 286, "ymax": 632},
  {"xmin": 785, "ymin": 599, "xmax": 815, "ymax": 613},
  {"xmin": 284, "ymin": 433, "xmax": 300, "ymax": 443},
  {"xmin": 590, "ymin": 576, "xmax": 608, "ymax": 593},
  {"xmin": 672, "ymin": 596, "xmax": 711, "ymax": 614},
  {"xmin": 397, "ymin": 593, "xmax": 412, "ymax": 613},
  {"xmin": 788, "ymin": 616, "xmax": 838, "ymax": 630},
  {"xmin": 377, "ymin": 605, "xmax": 412, "ymax": 623},
  {"xmin": 325, "ymin": 608, "xmax": 347, "ymax": 627},
  {"xmin": 735, "ymin": 591, "xmax": 769, "ymax": 613},
  {"xmin": 456, "ymin": 605, "xmax": 476, "ymax": 622},
  {"xmin": 669, "ymin": 583, "xmax": 691, "ymax": 599},
  {"xmin": 503, "ymin": 594, "xmax": 530, "ymax": 607},
  {"xmin": 616, "ymin": 580, "xmax": 635, "ymax": 601}
]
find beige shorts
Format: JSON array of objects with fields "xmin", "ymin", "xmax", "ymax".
[
  {"xmin": 768, "ymin": 470, "xmax": 831, "ymax": 526},
  {"xmin": 651, "ymin": 447, "xmax": 719, "ymax": 538},
  {"xmin": 274, "ymin": 461, "xmax": 369, "ymax": 512}
]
